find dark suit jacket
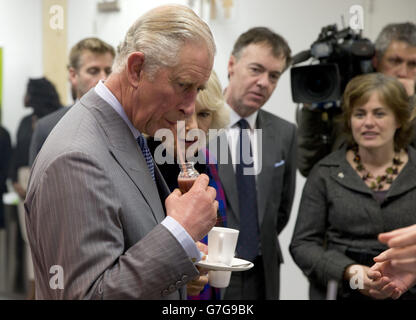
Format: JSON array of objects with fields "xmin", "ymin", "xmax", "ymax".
[
  {"xmin": 25, "ymin": 89, "xmax": 199, "ymax": 299},
  {"xmin": 212, "ymin": 109, "xmax": 297, "ymax": 299},
  {"xmin": 290, "ymin": 146, "xmax": 416, "ymax": 299},
  {"xmin": 29, "ymin": 106, "xmax": 71, "ymax": 165}
]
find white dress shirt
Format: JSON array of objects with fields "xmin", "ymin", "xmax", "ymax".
[
  {"xmin": 225, "ymin": 104, "xmax": 260, "ymax": 176},
  {"xmin": 94, "ymin": 81, "xmax": 201, "ymax": 262}
]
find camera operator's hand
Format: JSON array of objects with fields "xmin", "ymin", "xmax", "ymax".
[{"xmin": 397, "ymin": 78, "xmax": 415, "ymax": 96}]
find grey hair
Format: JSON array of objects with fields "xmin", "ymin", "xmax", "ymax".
[
  {"xmin": 113, "ymin": 4, "xmax": 216, "ymax": 77},
  {"xmin": 375, "ymin": 22, "xmax": 416, "ymax": 60}
]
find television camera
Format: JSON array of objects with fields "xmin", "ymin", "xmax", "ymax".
[{"xmin": 291, "ymin": 24, "xmax": 375, "ymax": 105}]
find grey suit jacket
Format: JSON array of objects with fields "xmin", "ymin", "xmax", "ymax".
[
  {"xmin": 25, "ymin": 89, "xmax": 199, "ymax": 299},
  {"xmin": 29, "ymin": 106, "xmax": 71, "ymax": 166},
  {"xmin": 290, "ymin": 146, "xmax": 416, "ymax": 299},
  {"xmin": 212, "ymin": 109, "xmax": 297, "ymax": 299}
]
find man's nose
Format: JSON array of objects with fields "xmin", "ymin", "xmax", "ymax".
[
  {"xmin": 100, "ymin": 69, "xmax": 109, "ymax": 81},
  {"xmin": 180, "ymin": 92, "xmax": 198, "ymax": 117},
  {"xmin": 396, "ymin": 62, "xmax": 410, "ymax": 78},
  {"xmin": 185, "ymin": 113, "xmax": 198, "ymax": 131},
  {"xmin": 256, "ymin": 72, "xmax": 271, "ymax": 88}
]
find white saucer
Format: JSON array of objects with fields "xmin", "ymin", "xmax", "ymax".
[{"xmin": 195, "ymin": 256, "xmax": 254, "ymax": 271}]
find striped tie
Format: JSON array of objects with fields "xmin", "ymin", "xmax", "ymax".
[{"xmin": 137, "ymin": 135, "xmax": 155, "ymax": 182}]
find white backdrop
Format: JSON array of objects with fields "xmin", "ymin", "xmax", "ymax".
[{"xmin": 1, "ymin": 0, "xmax": 415, "ymax": 299}]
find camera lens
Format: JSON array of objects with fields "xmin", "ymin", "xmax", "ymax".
[
  {"xmin": 304, "ymin": 69, "xmax": 334, "ymax": 99},
  {"xmin": 291, "ymin": 64, "xmax": 341, "ymax": 104}
]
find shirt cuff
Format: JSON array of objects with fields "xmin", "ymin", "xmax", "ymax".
[{"xmin": 161, "ymin": 216, "xmax": 202, "ymax": 263}]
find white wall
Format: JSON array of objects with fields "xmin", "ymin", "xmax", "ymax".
[
  {"xmin": 1, "ymin": 0, "xmax": 415, "ymax": 299},
  {"xmin": 0, "ymin": 0, "xmax": 43, "ymax": 143}
]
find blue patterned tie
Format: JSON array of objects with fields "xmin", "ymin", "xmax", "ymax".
[
  {"xmin": 235, "ymin": 119, "xmax": 260, "ymax": 262},
  {"xmin": 137, "ymin": 134, "xmax": 155, "ymax": 182}
]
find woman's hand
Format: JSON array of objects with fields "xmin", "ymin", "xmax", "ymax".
[
  {"xmin": 187, "ymin": 241, "xmax": 209, "ymax": 296},
  {"xmin": 187, "ymin": 269, "xmax": 209, "ymax": 296},
  {"xmin": 344, "ymin": 264, "xmax": 398, "ymax": 299}
]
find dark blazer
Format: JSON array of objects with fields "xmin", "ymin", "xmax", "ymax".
[
  {"xmin": 213, "ymin": 109, "xmax": 297, "ymax": 299},
  {"xmin": 9, "ymin": 114, "xmax": 34, "ymax": 182},
  {"xmin": 25, "ymin": 89, "xmax": 199, "ymax": 299},
  {"xmin": 0, "ymin": 126, "xmax": 12, "ymax": 228},
  {"xmin": 290, "ymin": 146, "xmax": 416, "ymax": 299},
  {"xmin": 29, "ymin": 106, "xmax": 71, "ymax": 165}
]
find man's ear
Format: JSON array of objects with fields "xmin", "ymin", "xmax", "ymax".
[
  {"xmin": 68, "ymin": 67, "xmax": 77, "ymax": 83},
  {"xmin": 227, "ymin": 55, "xmax": 236, "ymax": 79},
  {"xmin": 127, "ymin": 52, "xmax": 145, "ymax": 87},
  {"xmin": 68, "ymin": 67, "xmax": 78, "ymax": 91}
]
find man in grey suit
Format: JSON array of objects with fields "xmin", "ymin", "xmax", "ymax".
[
  {"xmin": 214, "ymin": 27, "xmax": 296, "ymax": 299},
  {"xmin": 29, "ymin": 37, "xmax": 115, "ymax": 165},
  {"xmin": 25, "ymin": 4, "xmax": 218, "ymax": 299}
]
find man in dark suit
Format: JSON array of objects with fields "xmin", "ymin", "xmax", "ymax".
[
  {"xmin": 213, "ymin": 27, "xmax": 297, "ymax": 299},
  {"xmin": 25, "ymin": 4, "xmax": 218, "ymax": 299},
  {"xmin": 29, "ymin": 37, "xmax": 115, "ymax": 165}
]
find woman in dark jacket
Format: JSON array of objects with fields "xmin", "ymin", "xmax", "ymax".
[
  {"xmin": 9, "ymin": 77, "xmax": 62, "ymax": 198},
  {"xmin": 0, "ymin": 126, "xmax": 12, "ymax": 229},
  {"xmin": 290, "ymin": 73, "xmax": 416, "ymax": 300}
]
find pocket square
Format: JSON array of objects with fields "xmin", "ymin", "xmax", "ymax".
[{"xmin": 274, "ymin": 160, "xmax": 285, "ymax": 168}]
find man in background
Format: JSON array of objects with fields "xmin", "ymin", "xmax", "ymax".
[
  {"xmin": 214, "ymin": 27, "xmax": 296, "ymax": 299},
  {"xmin": 29, "ymin": 37, "xmax": 115, "ymax": 164}
]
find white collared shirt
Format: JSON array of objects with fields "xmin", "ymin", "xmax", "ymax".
[
  {"xmin": 225, "ymin": 104, "xmax": 260, "ymax": 176},
  {"xmin": 94, "ymin": 81, "xmax": 202, "ymax": 262}
]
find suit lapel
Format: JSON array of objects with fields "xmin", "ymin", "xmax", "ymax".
[
  {"xmin": 215, "ymin": 132, "xmax": 240, "ymax": 223},
  {"xmin": 256, "ymin": 111, "xmax": 275, "ymax": 226},
  {"xmin": 81, "ymin": 90, "xmax": 166, "ymax": 224},
  {"xmin": 154, "ymin": 162, "xmax": 171, "ymax": 219},
  {"xmin": 109, "ymin": 146, "xmax": 166, "ymax": 223}
]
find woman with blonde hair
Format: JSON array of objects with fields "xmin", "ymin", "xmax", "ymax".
[{"xmin": 147, "ymin": 70, "xmax": 229, "ymax": 299}]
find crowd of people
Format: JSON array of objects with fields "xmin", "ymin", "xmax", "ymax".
[{"xmin": 1, "ymin": 4, "xmax": 416, "ymax": 300}]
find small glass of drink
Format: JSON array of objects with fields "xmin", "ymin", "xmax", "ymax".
[{"xmin": 178, "ymin": 162, "xmax": 200, "ymax": 193}]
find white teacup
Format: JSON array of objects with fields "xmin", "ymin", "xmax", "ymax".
[
  {"xmin": 208, "ymin": 270, "xmax": 232, "ymax": 288},
  {"xmin": 207, "ymin": 227, "xmax": 239, "ymax": 288},
  {"xmin": 207, "ymin": 227, "xmax": 239, "ymax": 265}
]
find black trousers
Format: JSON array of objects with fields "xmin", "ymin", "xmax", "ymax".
[{"xmin": 223, "ymin": 256, "xmax": 265, "ymax": 300}]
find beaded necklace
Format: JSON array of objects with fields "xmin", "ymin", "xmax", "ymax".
[{"xmin": 352, "ymin": 147, "xmax": 403, "ymax": 190}]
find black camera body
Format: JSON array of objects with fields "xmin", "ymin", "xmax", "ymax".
[{"xmin": 291, "ymin": 24, "xmax": 375, "ymax": 104}]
